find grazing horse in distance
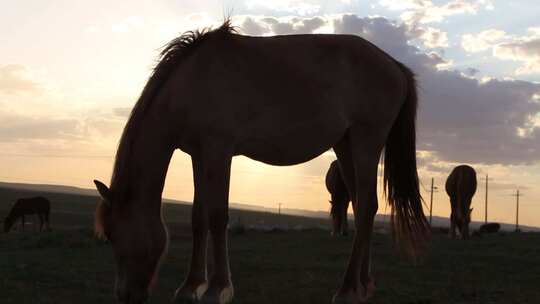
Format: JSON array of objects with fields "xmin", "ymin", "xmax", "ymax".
[
  {"xmin": 3, "ymin": 196, "xmax": 51, "ymax": 232},
  {"xmin": 479, "ymin": 222, "xmax": 500, "ymax": 234},
  {"xmin": 446, "ymin": 165, "xmax": 477, "ymax": 239},
  {"xmin": 93, "ymin": 20, "xmax": 429, "ymax": 304},
  {"xmin": 326, "ymin": 160, "xmax": 350, "ymax": 236}
]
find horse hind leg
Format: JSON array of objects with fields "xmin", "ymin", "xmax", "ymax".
[
  {"xmin": 332, "ymin": 126, "xmax": 385, "ymax": 304},
  {"xmin": 340, "ymin": 199, "xmax": 350, "ymax": 236}
]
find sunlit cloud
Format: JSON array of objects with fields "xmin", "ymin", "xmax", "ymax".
[
  {"xmin": 462, "ymin": 27, "xmax": 540, "ymax": 75},
  {"xmin": 462, "ymin": 29, "xmax": 508, "ymax": 53},
  {"xmin": 244, "ymin": 0, "xmax": 321, "ymax": 16},
  {"xmin": 0, "ymin": 65, "xmax": 42, "ymax": 95},
  {"xmin": 379, "ymin": 0, "xmax": 493, "ymax": 25}
]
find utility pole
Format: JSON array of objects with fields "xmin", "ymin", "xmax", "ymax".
[
  {"xmin": 511, "ymin": 189, "xmax": 523, "ymax": 232},
  {"xmin": 428, "ymin": 178, "xmax": 438, "ymax": 226},
  {"xmin": 278, "ymin": 203, "xmax": 282, "ymax": 215},
  {"xmin": 484, "ymin": 174, "xmax": 492, "ymax": 224}
]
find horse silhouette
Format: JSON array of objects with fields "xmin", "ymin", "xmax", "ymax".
[
  {"xmin": 326, "ymin": 160, "xmax": 350, "ymax": 236},
  {"xmin": 93, "ymin": 20, "xmax": 429, "ymax": 304},
  {"xmin": 446, "ymin": 165, "xmax": 477, "ymax": 239},
  {"xmin": 4, "ymin": 196, "xmax": 51, "ymax": 232},
  {"xmin": 479, "ymin": 222, "xmax": 500, "ymax": 234}
]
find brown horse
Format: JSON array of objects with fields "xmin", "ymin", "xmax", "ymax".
[
  {"xmin": 4, "ymin": 196, "xmax": 51, "ymax": 232},
  {"xmin": 326, "ymin": 160, "xmax": 350, "ymax": 236},
  {"xmin": 445, "ymin": 165, "xmax": 477, "ymax": 239},
  {"xmin": 93, "ymin": 20, "xmax": 429, "ymax": 304}
]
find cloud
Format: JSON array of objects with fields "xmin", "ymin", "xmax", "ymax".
[
  {"xmin": 0, "ymin": 112, "xmax": 81, "ymax": 142},
  {"xmin": 238, "ymin": 16, "xmax": 328, "ymax": 35},
  {"xmin": 494, "ymin": 30, "xmax": 540, "ymax": 75},
  {"xmin": 418, "ymin": 26, "xmax": 449, "ymax": 48},
  {"xmin": 461, "ymin": 29, "xmax": 507, "ymax": 52},
  {"xmin": 0, "ymin": 108, "xmax": 126, "ymax": 143},
  {"xmin": 380, "ymin": 0, "xmax": 494, "ymax": 25},
  {"xmin": 237, "ymin": 14, "xmax": 540, "ymax": 166},
  {"xmin": 244, "ymin": 0, "xmax": 321, "ymax": 16},
  {"xmin": 113, "ymin": 107, "xmax": 131, "ymax": 117},
  {"xmin": 0, "ymin": 65, "xmax": 41, "ymax": 94},
  {"xmin": 111, "ymin": 16, "xmax": 144, "ymax": 34},
  {"xmin": 462, "ymin": 27, "xmax": 540, "ymax": 75}
]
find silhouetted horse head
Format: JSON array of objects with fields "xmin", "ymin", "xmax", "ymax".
[
  {"xmin": 329, "ymin": 199, "xmax": 348, "ymax": 236},
  {"xmin": 3, "ymin": 216, "xmax": 14, "ymax": 232},
  {"xmin": 94, "ymin": 180, "xmax": 168, "ymax": 304}
]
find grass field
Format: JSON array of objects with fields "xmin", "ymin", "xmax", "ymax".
[{"xmin": 1, "ymin": 187, "xmax": 540, "ymax": 304}]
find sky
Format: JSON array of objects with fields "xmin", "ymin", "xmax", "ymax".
[{"xmin": 1, "ymin": 0, "xmax": 539, "ymax": 228}]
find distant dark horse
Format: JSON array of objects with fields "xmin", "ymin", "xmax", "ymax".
[
  {"xmin": 93, "ymin": 20, "xmax": 429, "ymax": 304},
  {"xmin": 4, "ymin": 196, "xmax": 51, "ymax": 232},
  {"xmin": 326, "ymin": 160, "xmax": 350, "ymax": 236},
  {"xmin": 478, "ymin": 222, "xmax": 500, "ymax": 234},
  {"xmin": 446, "ymin": 165, "xmax": 477, "ymax": 239}
]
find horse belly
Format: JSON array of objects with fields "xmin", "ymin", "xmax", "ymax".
[{"xmin": 236, "ymin": 117, "xmax": 348, "ymax": 166}]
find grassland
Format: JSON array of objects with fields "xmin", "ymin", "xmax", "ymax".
[{"xmin": 1, "ymin": 186, "xmax": 540, "ymax": 304}]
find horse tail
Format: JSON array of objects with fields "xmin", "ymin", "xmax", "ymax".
[
  {"xmin": 456, "ymin": 168, "xmax": 464, "ymax": 216},
  {"xmin": 383, "ymin": 61, "xmax": 430, "ymax": 257}
]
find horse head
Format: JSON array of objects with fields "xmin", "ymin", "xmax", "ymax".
[{"xmin": 94, "ymin": 180, "xmax": 167, "ymax": 304}]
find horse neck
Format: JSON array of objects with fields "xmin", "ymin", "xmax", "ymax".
[{"xmin": 120, "ymin": 118, "xmax": 175, "ymax": 208}]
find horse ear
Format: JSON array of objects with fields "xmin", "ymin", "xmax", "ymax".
[
  {"xmin": 94, "ymin": 180, "xmax": 112, "ymax": 205},
  {"xmin": 469, "ymin": 208, "xmax": 474, "ymax": 215}
]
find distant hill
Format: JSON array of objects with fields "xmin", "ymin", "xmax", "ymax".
[
  {"xmin": 1, "ymin": 180, "xmax": 538, "ymax": 232},
  {"xmin": 0, "ymin": 181, "xmax": 97, "ymax": 196}
]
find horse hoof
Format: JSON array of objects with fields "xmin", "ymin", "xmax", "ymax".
[
  {"xmin": 332, "ymin": 278, "xmax": 375, "ymax": 304},
  {"xmin": 200, "ymin": 283, "xmax": 234, "ymax": 304},
  {"xmin": 174, "ymin": 281, "xmax": 208, "ymax": 303}
]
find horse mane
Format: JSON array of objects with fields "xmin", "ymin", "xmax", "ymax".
[{"xmin": 101, "ymin": 19, "xmax": 235, "ymax": 213}]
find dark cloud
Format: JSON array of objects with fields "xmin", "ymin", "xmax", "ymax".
[
  {"xmin": 0, "ymin": 64, "xmax": 41, "ymax": 94},
  {"xmin": 335, "ymin": 15, "xmax": 540, "ymax": 165}
]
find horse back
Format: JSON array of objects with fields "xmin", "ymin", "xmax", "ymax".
[
  {"xmin": 446, "ymin": 165, "xmax": 477, "ymax": 208},
  {"xmin": 11, "ymin": 196, "xmax": 50, "ymax": 217}
]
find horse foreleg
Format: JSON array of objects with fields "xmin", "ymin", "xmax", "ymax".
[
  {"xmin": 333, "ymin": 130, "xmax": 382, "ymax": 304},
  {"xmin": 175, "ymin": 158, "xmax": 210, "ymax": 302},
  {"xmin": 449, "ymin": 213, "xmax": 457, "ymax": 239},
  {"xmin": 200, "ymin": 150, "xmax": 233, "ymax": 304},
  {"xmin": 38, "ymin": 214, "xmax": 44, "ymax": 232}
]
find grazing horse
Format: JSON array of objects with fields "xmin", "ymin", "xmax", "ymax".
[
  {"xmin": 445, "ymin": 165, "xmax": 477, "ymax": 239},
  {"xmin": 478, "ymin": 222, "xmax": 500, "ymax": 234},
  {"xmin": 326, "ymin": 160, "xmax": 350, "ymax": 236},
  {"xmin": 93, "ymin": 20, "xmax": 429, "ymax": 304},
  {"xmin": 3, "ymin": 196, "xmax": 51, "ymax": 232}
]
